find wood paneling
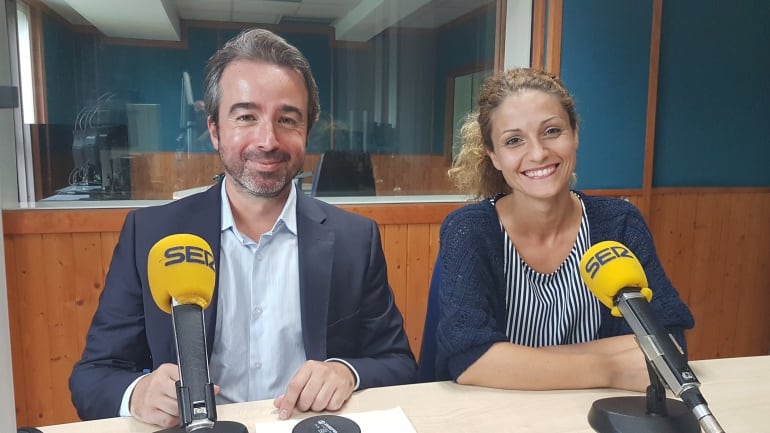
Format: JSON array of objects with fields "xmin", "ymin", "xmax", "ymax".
[
  {"xmin": 531, "ymin": 0, "xmax": 546, "ymax": 69},
  {"xmin": 29, "ymin": 5, "xmax": 48, "ymax": 124},
  {"xmin": 3, "ymin": 208, "xmax": 131, "ymax": 234},
  {"xmin": 13, "ymin": 234, "xmax": 55, "ymax": 426},
  {"xmin": 494, "ymin": 0, "xmax": 506, "ymax": 72},
  {"xmin": 4, "ymin": 237, "xmax": 25, "ymax": 425},
  {"xmin": 647, "ymin": 189, "xmax": 770, "ymax": 360},
  {"xmin": 640, "ymin": 0, "xmax": 663, "ymax": 219},
  {"xmin": 382, "ymin": 224, "xmax": 409, "ymax": 316},
  {"xmin": 403, "ymin": 224, "xmax": 436, "ymax": 356},
  {"xmin": 1, "ymin": 203, "xmax": 465, "ymax": 234},
  {"xmin": 4, "ymin": 188, "xmax": 770, "ymax": 426},
  {"xmin": 545, "ymin": 0, "xmax": 563, "ymax": 75}
]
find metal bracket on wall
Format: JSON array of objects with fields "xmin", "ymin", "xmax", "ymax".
[{"xmin": 0, "ymin": 86, "xmax": 19, "ymax": 109}]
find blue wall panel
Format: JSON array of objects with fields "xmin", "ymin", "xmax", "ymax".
[
  {"xmin": 42, "ymin": 14, "xmax": 77, "ymax": 125},
  {"xmin": 560, "ymin": 0, "xmax": 653, "ymax": 189},
  {"xmin": 654, "ymin": 0, "xmax": 770, "ymax": 187}
]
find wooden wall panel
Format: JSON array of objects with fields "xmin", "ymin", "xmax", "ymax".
[
  {"xmin": 649, "ymin": 193, "xmax": 697, "ymax": 302},
  {"xmin": 648, "ymin": 189, "xmax": 770, "ymax": 360},
  {"xmin": 754, "ymin": 194, "xmax": 770, "ymax": 353},
  {"xmin": 73, "ymin": 233, "xmax": 111, "ymax": 350},
  {"xmin": 4, "ymin": 228, "xmax": 118, "ymax": 426},
  {"xmin": 4, "ymin": 237, "xmax": 25, "ymax": 425},
  {"xmin": 381, "ymin": 223, "xmax": 441, "ymax": 360},
  {"xmin": 44, "ymin": 234, "xmax": 81, "ymax": 424},
  {"xmin": 381, "ymin": 224, "xmax": 409, "ymax": 324},
  {"xmin": 4, "ymin": 188, "xmax": 770, "ymax": 426},
  {"xmin": 684, "ymin": 193, "xmax": 721, "ymax": 358},
  {"xmin": 714, "ymin": 194, "xmax": 746, "ymax": 358},
  {"xmin": 12, "ymin": 234, "xmax": 55, "ymax": 426},
  {"xmin": 404, "ymin": 224, "xmax": 432, "ymax": 356}
]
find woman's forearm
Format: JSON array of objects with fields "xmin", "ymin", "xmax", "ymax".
[{"xmin": 457, "ymin": 336, "xmax": 647, "ymax": 392}]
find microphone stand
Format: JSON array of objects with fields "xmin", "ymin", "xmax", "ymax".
[
  {"xmin": 644, "ymin": 358, "xmax": 669, "ymax": 417},
  {"xmin": 154, "ymin": 385, "xmax": 247, "ymax": 433},
  {"xmin": 155, "ymin": 304, "xmax": 248, "ymax": 433},
  {"xmin": 587, "ymin": 360, "xmax": 701, "ymax": 433}
]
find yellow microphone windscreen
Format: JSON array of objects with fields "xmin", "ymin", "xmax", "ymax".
[
  {"xmin": 147, "ymin": 234, "xmax": 216, "ymax": 314},
  {"xmin": 579, "ymin": 241, "xmax": 652, "ymax": 317}
]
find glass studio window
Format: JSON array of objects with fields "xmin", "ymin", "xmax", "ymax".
[{"xmin": 20, "ymin": 0, "xmax": 498, "ymax": 202}]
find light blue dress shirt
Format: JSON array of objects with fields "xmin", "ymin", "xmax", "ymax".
[{"xmin": 208, "ymin": 181, "xmax": 306, "ymax": 403}]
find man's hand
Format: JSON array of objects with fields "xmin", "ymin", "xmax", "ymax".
[
  {"xmin": 129, "ymin": 363, "xmax": 180, "ymax": 428},
  {"xmin": 273, "ymin": 360, "xmax": 355, "ymax": 420}
]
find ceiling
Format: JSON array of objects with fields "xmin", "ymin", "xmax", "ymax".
[{"xmin": 40, "ymin": 0, "xmax": 493, "ymax": 42}]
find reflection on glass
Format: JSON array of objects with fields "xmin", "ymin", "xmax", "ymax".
[
  {"xmin": 23, "ymin": 0, "xmax": 497, "ymax": 202},
  {"xmin": 450, "ymin": 69, "xmax": 492, "ymax": 161}
]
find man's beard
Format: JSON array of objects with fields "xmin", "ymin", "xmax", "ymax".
[{"xmin": 222, "ymin": 149, "xmax": 302, "ymax": 198}]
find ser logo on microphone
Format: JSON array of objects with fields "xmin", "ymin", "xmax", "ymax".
[
  {"xmin": 582, "ymin": 244, "xmax": 634, "ymax": 279},
  {"xmin": 163, "ymin": 245, "xmax": 215, "ymax": 271}
]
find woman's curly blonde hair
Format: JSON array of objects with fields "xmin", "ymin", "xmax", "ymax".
[{"xmin": 448, "ymin": 68, "xmax": 578, "ymax": 199}]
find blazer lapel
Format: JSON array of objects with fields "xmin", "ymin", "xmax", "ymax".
[
  {"xmin": 296, "ymin": 193, "xmax": 334, "ymax": 360},
  {"xmin": 177, "ymin": 182, "xmax": 223, "ymax": 358}
]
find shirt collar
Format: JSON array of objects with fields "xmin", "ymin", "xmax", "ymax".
[{"xmin": 220, "ymin": 179, "xmax": 298, "ymax": 237}]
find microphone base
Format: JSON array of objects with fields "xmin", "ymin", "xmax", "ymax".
[
  {"xmin": 588, "ymin": 396, "xmax": 700, "ymax": 433},
  {"xmin": 154, "ymin": 421, "xmax": 248, "ymax": 433}
]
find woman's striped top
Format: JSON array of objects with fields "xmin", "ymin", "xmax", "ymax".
[{"xmin": 495, "ymin": 195, "xmax": 602, "ymax": 347}]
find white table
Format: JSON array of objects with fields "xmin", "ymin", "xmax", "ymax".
[{"xmin": 40, "ymin": 356, "xmax": 770, "ymax": 433}]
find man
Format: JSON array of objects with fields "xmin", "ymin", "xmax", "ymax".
[{"xmin": 69, "ymin": 28, "xmax": 416, "ymax": 428}]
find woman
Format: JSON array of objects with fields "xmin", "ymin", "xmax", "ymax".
[{"xmin": 435, "ymin": 68, "xmax": 694, "ymax": 391}]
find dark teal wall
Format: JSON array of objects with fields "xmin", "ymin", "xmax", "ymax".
[
  {"xmin": 42, "ymin": 14, "xmax": 78, "ymax": 125},
  {"xmin": 560, "ymin": 0, "xmax": 652, "ymax": 189},
  {"xmin": 654, "ymin": 0, "xmax": 770, "ymax": 187},
  {"xmin": 561, "ymin": 0, "xmax": 770, "ymax": 188}
]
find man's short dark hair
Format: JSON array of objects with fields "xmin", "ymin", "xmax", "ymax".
[{"xmin": 203, "ymin": 28, "xmax": 320, "ymax": 133}]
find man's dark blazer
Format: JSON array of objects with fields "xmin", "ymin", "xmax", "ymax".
[{"xmin": 69, "ymin": 182, "xmax": 417, "ymax": 420}]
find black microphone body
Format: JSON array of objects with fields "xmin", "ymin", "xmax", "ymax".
[
  {"xmin": 615, "ymin": 289, "xmax": 725, "ymax": 433},
  {"xmin": 155, "ymin": 303, "xmax": 247, "ymax": 433},
  {"xmin": 171, "ymin": 303, "xmax": 217, "ymax": 430}
]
